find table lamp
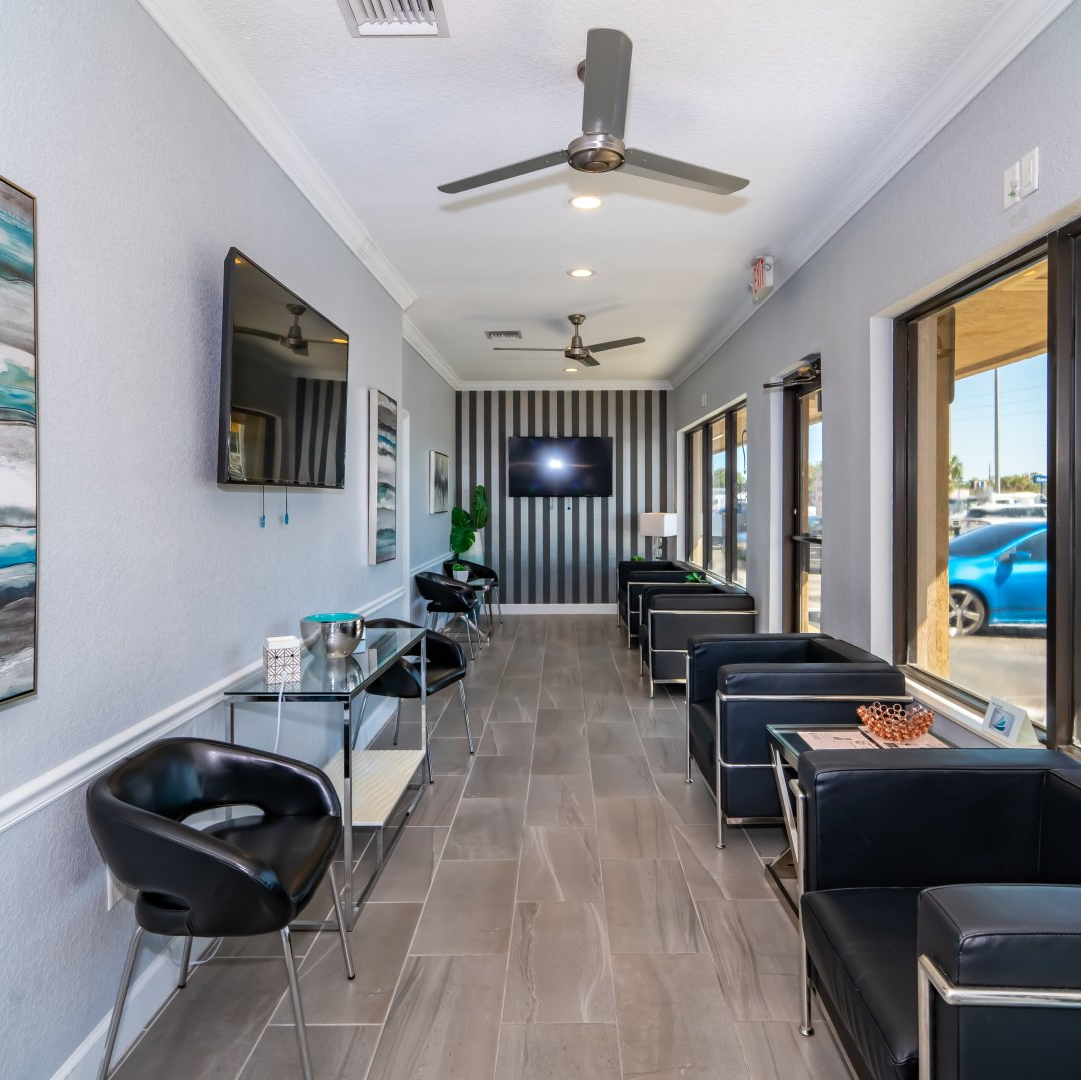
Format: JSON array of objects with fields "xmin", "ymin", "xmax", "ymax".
[{"xmin": 639, "ymin": 512, "xmax": 678, "ymax": 560}]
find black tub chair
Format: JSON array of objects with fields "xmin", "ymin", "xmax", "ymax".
[
  {"xmin": 86, "ymin": 737, "xmax": 354, "ymax": 1080},
  {"xmin": 360, "ymin": 618, "xmax": 474, "ymax": 758},
  {"xmin": 616, "ymin": 560, "xmax": 696, "ymax": 645},
  {"xmin": 795, "ymin": 748, "xmax": 1081, "ymax": 1080},
  {"xmin": 442, "ymin": 558, "xmax": 502, "ymax": 628},
  {"xmin": 637, "ymin": 583, "xmax": 757, "ymax": 695},
  {"xmin": 685, "ymin": 633, "xmax": 906, "ymax": 846},
  {"xmin": 415, "ymin": 571, "xmax": 486, "ymax": 658}
]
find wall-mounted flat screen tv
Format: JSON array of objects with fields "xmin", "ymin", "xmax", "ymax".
[
  {"xmin": 217, "ymin": 247, "xmax": 349, "ymax": 487},
  {"xmin": 508, "ymin": 436, "xmax": 613, "ymax": 497}
]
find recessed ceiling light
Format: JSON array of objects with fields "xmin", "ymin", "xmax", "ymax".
[
  {"xmin": 569, "ymin": 195, "xmax": 602, "ymax": 210},
  {"xmin": 565, "ymin": 366, "xmax": 579, "ymax": 373},
  {"xmin": 567, "ymin": 267, "xmax": 595, "ymax": 278}
]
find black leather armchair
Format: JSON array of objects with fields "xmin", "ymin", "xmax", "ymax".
[
  {"xmin": 637, "ymin": 584, "xmax": 756, "ymax": 695},
  {"xmin": 795, "ymin": 749, "xmax": 1081, "ymax": 1080},
  {"xmin": 415, "ymin": 570, "xmax": 485, "ymax": 659},
  {"xmin": 86, "ymin": 737, "xmax": 353, "ymax": 1080},
  {"xmin": 442, "ymin": 558, "xmax": 501, "ymax": 626},
  {"xmin": 615, "ymin": 559, "xmax": 695, "ymax": 645},
  {"xmin": 685, "ymin": 633, "xmax": 906, "ymax": 845},
  {"xmin": 362, "ymin": 618, "xmax": 474, "ymax": 763}
]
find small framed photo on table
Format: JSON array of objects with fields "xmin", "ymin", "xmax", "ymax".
[{"xmin": 983, "ymin": 697, "xmax": 1027, "ymax": 745}]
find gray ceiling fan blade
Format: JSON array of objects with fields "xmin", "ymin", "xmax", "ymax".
[
  {"xmin": 622, "ymin": 147, "xmax": 749, "ymax": 196},
  {"xmin": 582, "ymin": 28, "xmax": 632, "ymax": 138},
  {"xmin": 588, "ymin": 336, "xmax": 645, "ymax": 353},
  {"xmin": 438, "ymin": 151, "xmax": 569, "ymax": 194},
  {"xmin": 579, "ymin": 353, "xmax": 601, "ymax": 367},
  {"xmin": 235, "ymin": 326, "xmax": 281, "ymax": 340},
  {"xmin": 492, "ymin": 347, "xmax": 566, "ymax": 352}
]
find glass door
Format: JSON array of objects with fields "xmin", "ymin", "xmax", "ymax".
[{"xmin": 792, "ymin": 383, "xmax": 823, "ymax": 631}]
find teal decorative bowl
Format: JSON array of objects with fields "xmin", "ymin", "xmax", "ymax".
[{"xmin": 299, "ymin": 613, "xmax": 364, "ymax": 659}]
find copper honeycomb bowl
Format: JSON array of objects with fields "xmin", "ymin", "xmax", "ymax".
[{"xmin": 856, "ymin": 701, "xmax": 935, "ymax": 742}]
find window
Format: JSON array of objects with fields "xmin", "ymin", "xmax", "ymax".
[
  {"xmin": 780, "ymin": 360, "xmax": 823, "ymax": 633},
  {"xmin": 896, "ymin": 254, "xmax": 1052, "ymax": 730},
  {"xmin": 684, "ymin": 402, "xmax": 748, "ymax": 584}
]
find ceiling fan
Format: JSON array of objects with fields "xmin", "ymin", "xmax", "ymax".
[
  {"xmin": 235, "ymin": 304, "xmax": 341, "ymax": 357},
  {"xmin": 438, "ymin": 27, "xmax": 749, "ymax": 198},
  {"xmin": 493, "ymin": 313, "xmax": 644, "ymax": 368}
]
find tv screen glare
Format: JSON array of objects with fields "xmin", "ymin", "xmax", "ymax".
[
  {"xmin": 508, "ymin": 436, "xmax": 613, "ymax": 497},
  {"xmin": 217, "ymin": 248, "xmax": 349, "ymax": 487}
]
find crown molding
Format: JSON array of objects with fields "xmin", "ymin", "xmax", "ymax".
[
  {"xmin": 671, "ymin": 0, "xmax": 1075, "ymax": 388},
  {"xmin": 403, "ymin": 318, "xmax": 462, "ymax": 389},
  {"xmin": 137, "ymin": 0, "xmax": 417, "ymax": 310},
  {"xmin": 457, "ymin": 379, "xmax": 673, "ymax": 392}
]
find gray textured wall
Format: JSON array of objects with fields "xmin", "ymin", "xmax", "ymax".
[
  {"xmin": 0, "ymin": 1, "xmax": 405, "ymax": 1075},
  {"xmin": 455, "ymin": 390, "xmax": 673, "ymax": 604},
  {"xmin": 672, "ymin": 2, "xmax": 1081, "ymax": 656},
  {"xmin": 403, "ymin": 343, "xmax": 456, "ymax": 572}
]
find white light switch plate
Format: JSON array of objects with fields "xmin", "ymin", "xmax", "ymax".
[
  {"xmin": 1020, "ymin": 147, "xmax": 1039, "ymax": 198},
  {"xmin": 1003, "ymin": 161, "xmax": 1020, "ymax": 209}
]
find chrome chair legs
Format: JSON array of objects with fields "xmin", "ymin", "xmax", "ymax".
[
  {"xmin": 97, "ymin": 926, "xmax": 145, "ymax": 1080},
  {"xmin": 459, "ymin": 682, "xmax": 475, "ymax": 753},
  {"xmin": 177, "ymin": 936, "xmax": 193, "ymax": 988},
  {"xmin": 280, "ymin": 926, "xmax": 314, "ymax": 1080}
]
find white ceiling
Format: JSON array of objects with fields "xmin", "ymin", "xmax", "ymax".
[{"xmin": 163, "ymin": 0, "xmax": 1065, "ymax": 387}]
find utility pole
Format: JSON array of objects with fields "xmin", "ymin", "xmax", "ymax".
[{"xmin": 993, "ymin": 367, "xmax": 1000, "ymax": 493}]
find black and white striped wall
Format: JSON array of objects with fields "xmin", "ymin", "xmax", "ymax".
[{"xmin": 455, "ymin": 390, "xmax": 673, "ymax": 606}]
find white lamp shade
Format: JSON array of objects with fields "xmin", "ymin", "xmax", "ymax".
[{"xmin": 639, "ymin": 512, "xmax": 678, "ymax": 537}]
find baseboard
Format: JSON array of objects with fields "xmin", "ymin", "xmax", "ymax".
[
  {"xmin": 502, "ymin": 604, "xmax": 617, "ymax": 615},
  {"xmin": 52, "ymin": 937, "xmax": 211, "ymax": 1080}
]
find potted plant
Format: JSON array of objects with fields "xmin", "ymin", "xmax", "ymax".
[
  {"xmin": 685, "ymin": 571, "xmax": 707, "ymax": 582},
  {"xmin": 450, "ymin": 484, "xmax": 489, "ymax": 559},
  {"xmin": 451, "ymin": 562, "xmax": 470, "ymax": 582}
]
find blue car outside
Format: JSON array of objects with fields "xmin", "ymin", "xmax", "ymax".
[{"xmin": 948, "ymin": 522, "xmax": 1047, "ymax": 635}]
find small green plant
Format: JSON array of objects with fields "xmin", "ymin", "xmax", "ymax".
[
  {"xmin": 630, "ymin": 554, "xmax": 646, "ymax": 562},
  {"xmin": 685, "ymin": 572, "xmax": 706, "ymax": 583},
  {"xmin": 450, "ymin": 485, "xmax": 489, "ymax": 556},
  {"xmin": 451, "ymin": 562, "xmax": 468, "ymax": 572}
]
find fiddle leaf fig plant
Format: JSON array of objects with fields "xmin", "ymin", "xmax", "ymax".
[{"xmin": 450, "ymin": 484, "xmax": 488, "ymax": 557}]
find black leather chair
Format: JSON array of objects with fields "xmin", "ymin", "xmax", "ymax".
[
  {"xmin": 86, "ymin": 737, "xmax": 353, "ymax": 1080},
  {"xmin": 415, "ymin": 571, "xmax": 486, "ymax": 658},
  {"xmin": 795, "ymin": 749, "xmax": 1081, "ymax": 1080},
  {"xmin": 685, "ymin": 633, "xmax": 906, "ymax": 845},
  {"xmin": 637, "ymin": 584, "xmax": 757, "ymax": 695},
  {"xmin": 442, "ymin": 558, "xmax": 502, "ymax": 628},
  {"xmin": 361, "ymin": 618, "xmax": 474, "ymax": 758},
  {"xmin": 616, "ymin": 560, "xmax": 695, "ymax": 645}
]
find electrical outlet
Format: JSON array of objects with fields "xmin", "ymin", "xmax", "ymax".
[
  {"xmin": 1003, "ymin": 161, "xmax": 1020, "ymax": 209},
  {"xmin": 1020, "ymin": 147, "xmax": 1039, "ymax": 198},
  {"xmin": 106, "ymin": 866, "xmax": 132, "ymax": 910}
]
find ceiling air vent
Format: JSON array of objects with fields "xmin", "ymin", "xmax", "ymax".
[
  {"xmin": 484, "ymin": 330, "xmax": 522, "ymax": 341},
  {"xmin": 336, "ymin": 0, "xmax": 449, "ymax": 37}
]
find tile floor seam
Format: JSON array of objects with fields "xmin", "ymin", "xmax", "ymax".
[
  {"xmin": 490, "ymin": 614, "xmax": 544, "ymax": 1079},
  {"xmin": 361, "ymin": 617, "xmax": 519, "ymax": 1079}
]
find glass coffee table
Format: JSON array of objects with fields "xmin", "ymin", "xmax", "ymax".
[{"xmin": 765, "ymin": 723, "xmax": 953, "ymax": 911}]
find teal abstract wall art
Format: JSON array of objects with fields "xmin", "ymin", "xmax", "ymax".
[
  {"xmin": 0, "ymin": 174, "xmax": 36, "ymax": 705},
  {"xmin": 368, "ymin": 388, "xmax": 397, "ymax": 564}
]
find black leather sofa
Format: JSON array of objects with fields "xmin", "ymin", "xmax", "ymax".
[
  {"xmin": 796, "ymin": 749, "xmax": 1081, "ymax": 1080},
  {"xmin": 686, "ymin": 634, "xmax": 906, "ymax": 845},
  {"xmin": 616, "ymin": 559, "xmax": 694, "ymax": 644},
  {"xmin": 637, "ymin": 584, "xmax": 756, "ymax": 696}
]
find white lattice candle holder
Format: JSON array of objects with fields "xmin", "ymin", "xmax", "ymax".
[{"xmin": 264, "ymin": 635, "xmax": 301, "ymax": 683}]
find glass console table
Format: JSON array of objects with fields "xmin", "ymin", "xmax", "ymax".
[{"xmin": 223, "ymin": 626, "xmax": 430, "ymax": 929}]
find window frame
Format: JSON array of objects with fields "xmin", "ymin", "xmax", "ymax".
[
  {"xmin": 893, "ymin": 219, "xmax": 1081, "ymax": 749},
  {"xmin": 783, "ymin": 372, "xmax": 823, "ymax": 632},
  {"xmin": 683, "ymin": 401, "xmax": 747, "ymax": 585}
]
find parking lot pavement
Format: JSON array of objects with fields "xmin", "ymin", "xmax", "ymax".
[{"xmin": 949, "ymin": 629, "xmax": 1046, "ymax": 728}]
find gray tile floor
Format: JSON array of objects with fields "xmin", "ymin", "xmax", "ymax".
[{"xmin": 109, "ymin": 615, "xmax": 849, "ymax": 1080}]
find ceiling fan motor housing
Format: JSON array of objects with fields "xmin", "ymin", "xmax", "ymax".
[{"xmin": 567, "ymin": 132, "xmax": 625, "ymax": 173}]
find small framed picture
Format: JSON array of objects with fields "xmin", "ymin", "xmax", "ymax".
[
  {"xmin": 983, "ymin": 697, "xmax": 1027, "ymax": 745},
  {"xmin": 429, "ymin": 450, "xmax": 449, "ymax": 514}
]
